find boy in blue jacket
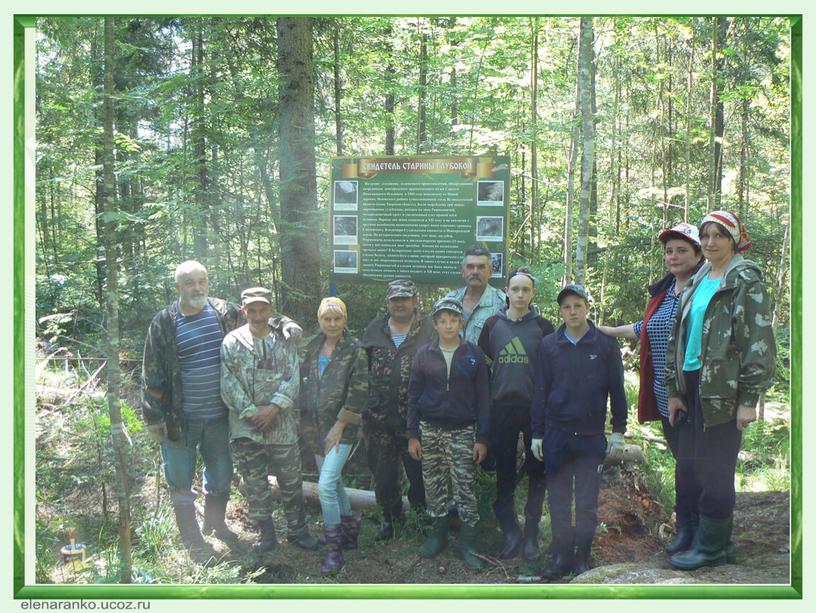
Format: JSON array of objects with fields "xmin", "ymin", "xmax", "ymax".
[
  {"xmin": 531, "ymin": 284, "xmax": 627, "ymax": 579},
  {"xmin": 407, "ymin": 297, "xmax": 490, "ymax": 570}
]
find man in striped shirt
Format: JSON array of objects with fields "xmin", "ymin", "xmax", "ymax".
[{"xmin": 142, "ymin": 261, "xmax": 301, "ymax": 561}]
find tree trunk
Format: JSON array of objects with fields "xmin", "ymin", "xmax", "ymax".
[
  {"xmin": 192, "ymin": 19, "xmax": 209, "ymax": 260},
  {"xmin": 417, "ymin": 24, "xmax": 428, "ymax": 154},
  {"xmin": 563, "ymin": 106, "xmax": 578, "ymax": 285},
  {"xmin": 333, "ymin": 21, "xmax": 344, "ymax": 156},
  {"xmin": 684, "ymin": 19, "xmax": 695, "ymax": 222},
  {"xmin": 277, "ymin": 17, "xmax": 321, "ymax": 325},
  {"xmin": 102, "ymin": 17, "xmax": 132, "ymax": 584},
  {"xmin": 574, "ymin": 17, "xmax": 594, "ymax": 287},
  {"xmin": 383, "ymin": 24, "xmax": 395, "ymax": 155},
  {"xmin": 708, "ymin": 17, "xmax": 728, "ymax": 211},
  {"xmin": 529, "ymin": 18, "xmax": 539, "ymax": 254}
]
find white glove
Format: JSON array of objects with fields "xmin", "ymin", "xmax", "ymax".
[
  {"xmin": 147, "ymin": 423, "xmax": 167, "ymax": 445},
  {"xmin": 531, "ymin": 438, "xmax": 544, "ymax": 462},
  {"xmin": 282, "ymin": 320, "xmax": 303, "ymax": 341},
  {"xmin": 607, "ymin": 432, "xmax": 625, "ymax": 459}
]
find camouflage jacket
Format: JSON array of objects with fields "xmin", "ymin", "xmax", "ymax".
[
  {"xmin": 220, "ymin": 323, "xmax": 300, "ymax": 445},
  {"xmin": 362, "ymin": 312, "xmax": 436, "ymax": 433},
  {"xmin": 299, "ymin": 331, "xmax": 368, "ymax": 454},
  {"xmin": 141, "ymin": 297, "xmax": 241, "ymax": 441},
  {"xmin": 665, "ymin": 256, "xmax": 776, "ymax": 428},
  {"xmin": 444, "ymin": 285, "xmax": 507, "ymax": 344}
]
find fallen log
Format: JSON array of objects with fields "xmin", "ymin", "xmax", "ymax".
[{"xmin": 243, "ymin": 442, "xmax": 643, "ymax": 512}]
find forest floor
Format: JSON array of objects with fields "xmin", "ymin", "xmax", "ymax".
[{"xmin": 34, "ymin": 354, "xmax": 791, "ymax": 586}]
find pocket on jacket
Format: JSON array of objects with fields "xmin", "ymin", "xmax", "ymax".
[{"xmin": 700, "ymin": 357, "xmax": 740, "ymax": 394}]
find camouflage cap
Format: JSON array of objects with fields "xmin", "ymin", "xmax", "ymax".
[
  {"xmin": 386, "ymin": 279, "xmax": 417, "ymax": 300},
  {"xmin": 557, "ymin": 283, "xmax": 590, "ymax": 305},
  {"xmin": 432, "ymin": 297, "xmax": 464, "ymax": 317},
  {"xmin": 241, "ymin": 286, "xmax": 272, "ymax": 306}
]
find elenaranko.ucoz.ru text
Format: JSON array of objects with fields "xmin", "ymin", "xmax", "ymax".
[{"xmin": 20, "ymin": 601, "xmax": 150, "ymax": 610}]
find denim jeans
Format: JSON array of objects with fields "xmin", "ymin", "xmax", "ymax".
[
  {"xmin": 315, "ymin": 443, "xmax": 352, "ymax": 525},
  {"xmin": 161, "ymin": 416, "xmax": 233, "ymax": 506}
]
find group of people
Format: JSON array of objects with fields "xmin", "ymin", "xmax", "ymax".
[{"xmin": 140, "ymin": 209, "xmax": 776, "ymax": 580}]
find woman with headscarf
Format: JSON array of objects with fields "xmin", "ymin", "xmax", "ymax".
[
  {"xmin": 597, "ymin": 222, "xmax": 704, "ymax": 554},
  {"xmin": 664, "ymin": 211, "xmax": 776, "ymax": 570},
  {"xmin": 300, "ymin": 297, "xmax": 368, "ymax": 575}
]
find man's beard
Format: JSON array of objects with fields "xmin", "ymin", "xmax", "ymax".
[{"xmin": 186, "ymin": 295, "xmax": 208, "ymax": 310}]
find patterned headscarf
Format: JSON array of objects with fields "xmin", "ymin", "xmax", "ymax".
[
  {"xmin": 700, "ymin": 210, "xmax": 752, "ymax": 253},
  {"xmin": 317, "ymin": 297, "xmax": 348, "ymax": 320}
]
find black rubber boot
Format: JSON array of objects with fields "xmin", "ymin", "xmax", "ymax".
[
  {"xmin": 497, "ymin": 515, "xmax": 523, "ymax": 559},
  {"xmin": 540, "ymin": 548, "xmax": 573, "ymax": 580},
  {"xmin": 375, "ymin": 505, "xmax": 401, "ymax": 541},
  {"xmin": 419, "ymin": 516, "xmax": 449, "ymax": 558},
  {"xmin": 670, "ymin": 514, "xmax": 731, "ymax": 570},
  {"xmin": 203, "ymin": 494, "xmax": 239, "ymax": 544},
  {"xmin": 665, "ymin": 515, "xmax": 698, "ymax": 556},
  {"xmin": 521, "ymin": 521, "xmax": 541, "ymax": 561},
  {"xmin": 253, "ymin": 518, "xmax": 279, "ymax": 553},
  {"xmin": 572, "ymin": 539, "xmax": 593, "ymax": 575},
  {"xmin": 174, "ymin": 504, "xmax": 216, "ymax": 562},
  {"xmin": 458, "ymin": 523, "xmax": 483, "ymax": 570}
]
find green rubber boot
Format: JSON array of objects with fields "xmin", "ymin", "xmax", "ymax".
[
  {"xmin": 670, "ymin": 514, "xmax": 731, "ymax": 570},
  {"xmin": 419, "ymin": 516, "xmax": 449, "ymax": 558},
  {"xmin": 458, "ymin": 523, "xmax": 483, "ymax": 570}
]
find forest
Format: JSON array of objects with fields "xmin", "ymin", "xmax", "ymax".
[{"xmin": 31, "ymin": 15, "xmax": 793, "ymax": 586}]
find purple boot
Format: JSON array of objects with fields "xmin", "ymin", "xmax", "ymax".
[
  {"xmin": 321, "ymin": 524, "xmax": 344, "ymax": 575},
  {"xmin": 340, "ymin": 511, "xmax": 363, "ymax": 550}
]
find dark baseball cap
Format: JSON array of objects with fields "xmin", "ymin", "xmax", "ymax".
[
  {"xmin": 386, "ymin": 279, "xmax": 417, "ymax": 300},
  {"xmin": 557, "ymin": 284, "xmax": 590, "ymax": 305}
]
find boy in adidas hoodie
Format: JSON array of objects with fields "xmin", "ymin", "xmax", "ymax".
[
  {"xmin": 530, "ymin": 284, "xmax": 627, "ymax": 579},
  {"xmin": 478, "ymin": 268, "xmax": 554, "ymax": 560}
]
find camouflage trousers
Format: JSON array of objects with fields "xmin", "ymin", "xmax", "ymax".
[
  {"xmin": 232, "ymin": 437, "xmax": 307, "ymax": 536},
  {"xmin": 420, "ymin": 421, "xmax": 480, "ymax": 527},
  {"xmin": 363, "ymin": 422, "xmax": 425, "ymax": 518}
]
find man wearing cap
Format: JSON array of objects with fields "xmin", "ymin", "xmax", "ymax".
[
  {"xmin": 444, "ymin": 245, "xmax": 507, "ymax": 344},
  {"xmin": 362, "ymin": 279, "xmax": 435, "ymax": 540},
  {"xmin": 220, "ymin": 287, "xmax": 318, "ymax": 552},
  {"xmin": 531, "ymin": 284, "xmax": 628, "ymax": 578},
  {"xmin": 142, "ymin": 261, "xmax": 302, "ymax": 561}
]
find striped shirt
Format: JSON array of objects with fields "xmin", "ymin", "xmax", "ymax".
[
  {"xmin": 391, "ymin": 332, "xmax": 408, "ymax": 348},
  {"xmin": 176, "ymin": 302, "xmax": 227, "ymax": 421},
  {"xmin": 633, "ymin": 279, "xmax": 679, "ymax": 418}
]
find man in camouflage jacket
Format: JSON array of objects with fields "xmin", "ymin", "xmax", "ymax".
[
  {"xmin": 362, "ymin": 279, "xmax": 435, "ymax": 539},
  {"xmin": 220, "ymin": 287, "xmax": 317, "ymax": 552}
]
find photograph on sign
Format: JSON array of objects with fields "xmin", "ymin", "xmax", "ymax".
[
  {"xmin": 491, "ymin": 252, "xmax": 504, "ymax": 278},
  {"xmin": 333, "ymin": 214, "xmax": 358, "ymax": 244},
  {"xmin": 333, "ymin": 249, "xmax": 359, "ymax": 274},
  {"xmin": 477, "ymin": 180, "xmax": 504, "ymax": 206},
  {"xmin": 333, "ymin": 180, "xmax": 358, "ymax": 211},
  {"xmin": 476, "ymin": 216, "xmax": 504, "ymax": 242}
]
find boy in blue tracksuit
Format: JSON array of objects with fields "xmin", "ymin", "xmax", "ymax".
[
  {"xmin": 531, "ymin": 284, "xmax": 627, "ymax": 579},
  {"xmin": 407, "ymin": 297, "xmax": 490, "ymax": 570}
]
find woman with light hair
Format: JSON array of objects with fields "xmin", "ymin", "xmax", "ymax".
[{"xmin": 300, "ymin": 297, "xmax": 369, "ymax": 575}]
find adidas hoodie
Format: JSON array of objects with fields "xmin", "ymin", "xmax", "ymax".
[{"xmin": 478, "ymin": 305, "xmax": 555, "ymax": 411}]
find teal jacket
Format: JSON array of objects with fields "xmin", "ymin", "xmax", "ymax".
[{"xmin": 665, "ymin": 255, "xmax": 776, "ymax": 428}]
